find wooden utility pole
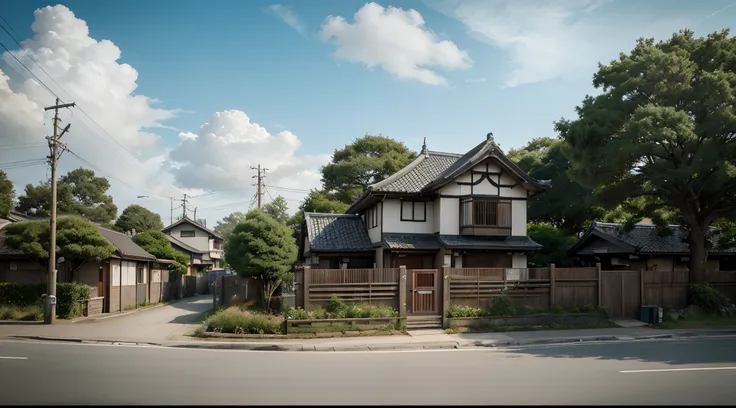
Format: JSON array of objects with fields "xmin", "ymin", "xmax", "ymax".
[
  {"xmin": 250, "ymin": 164, "xmax": 267, "ymax": 209},
  {"xmin": 170, "ymin": 197, "xmax": 174, "ymax": 224},
  {"xmin": 43, "ymin": 97, "xmax": 75, "ymax": 324}
]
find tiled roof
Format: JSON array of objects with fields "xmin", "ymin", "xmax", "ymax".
[
  {"xmin": 589, "ymin": 221, "xmax": 736, "ymax": 254},
  {"xmin": 371, "ymin": 151, "xmax": 463, "ymax": 193},
  {"xmin": 166, "ymin": 234, "xmax": 206, "ymax": 254},
  {"xmin": 439, "ymin": 235, "xmax": 543, "ymax": 251},
  {"xmin": 304, "ymin": 212, "xmax": 372, "ymax": 253},
  {"xmin": 96, "ymin": 226, "xmax": 157, "ymax": 260},
  {"xmin": 382, "ymin": 233, "xmax": 442, "ymax": 250}
]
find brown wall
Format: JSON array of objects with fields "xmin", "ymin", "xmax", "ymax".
[
  {"xmin": 0, "ymin": 260, "xmax": 46, "ymax": 283},
  {"xmin": 121, "ymin": 285, "xmax": 137, "ymax": 310},
  {"xmin": 215, "ymin": 275, "xmax": 263, "ymax": 308},
  {"xmin": 109, "ymin": 286, "xmax": 121, "ymax": 313}
]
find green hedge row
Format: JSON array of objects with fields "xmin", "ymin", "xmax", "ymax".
[{"xmin": 0, "ymin": 282, "xmax": 91, "ymax": 319}]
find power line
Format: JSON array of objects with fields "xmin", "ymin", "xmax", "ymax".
[{"xmin": 264, "ymin": 184, "xmax": 312, "ymax": 193}]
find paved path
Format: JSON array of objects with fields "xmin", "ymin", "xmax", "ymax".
[
  {"xmin": 0, "ymin": 295, "xmax": 212, "ymax": 343},
  {"xmin": 1, "ymin": 336, "xmax": 734, "ymax": 405}
]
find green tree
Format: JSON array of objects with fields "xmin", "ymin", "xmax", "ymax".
[
  {"xmin": 558, "ymin": 29, "xmax": 736, "ymax": 283},
  {"xmin": 225, "ymin": 208, "xmax": 297, "ymax": 308},
  {"xmin": 0, "ymin": 170, "xmax": 14, "ymax": 217},
  {"xmin": 4, "ymin": 216, "xmax": 116, "ymax": 277},
  {"xmin": 263, "ymin": 195, "xmax": 290, "ymax": 224},
  {"xmin": 527, "ymin": 222, "xmax": 577, "ymax": 267},
  {"xmin": 132, "ymin": 231, "xmax": 189, "ymax": 274},
  {"xmin": 214, "ymin": 211, "xmax": 248, "ymax": 242},
  {"xmin": 16, "ymin": 168, "xmax": 118, "ymax": 223},
  {"xmin": 115, "ymin": 204, "xmax": 164, "ymax": 233},
  {"xmin": 508, "ymin": 137, "xmax": 605, "ymax": 235},
  {"xmin": 321, "ymin": 135, "xmax": 416, "ymax": 203}
]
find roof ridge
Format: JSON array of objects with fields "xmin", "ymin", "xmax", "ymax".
[
  {"xmin": 426, "ymin": 150, "xmax": 464, "ymax": 158},
  {"xmin": 305, "ymin": 212, "xmax": 359, "ymax": 218}
]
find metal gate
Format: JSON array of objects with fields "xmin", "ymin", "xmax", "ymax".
[{"xmin": 411, "ymin": 269, "xmax": 438, "ymax": 314}]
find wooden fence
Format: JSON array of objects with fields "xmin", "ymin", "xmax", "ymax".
[{"xmin": 295, "ymin": 267, "xmax": 401, "ymax": 311}]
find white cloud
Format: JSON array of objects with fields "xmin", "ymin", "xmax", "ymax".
[
  {"xmin": 167, "ymin": 110, "xmax": 329, "ymax": 216},
  {"xmin": 268, "ymin": 4, "xmax": 307, "ymax": 37},
  {"xmin": 0, "ymin": 5, "xmax": 323, "ymax": 225},
  {"xmin": 464, "ymin": 77, "xmax": 486, "ymax": 83},
  {"xmin": 320, "ymin": 2, "xmax": 472, "ymax": 85},
  {"xmin": 427, "ymin": 0, "xmax": 693, "ymax": 87}
]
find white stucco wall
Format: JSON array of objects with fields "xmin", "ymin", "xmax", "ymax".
[
  {"xmin": 381, "ymin": 199, "xmax": 435, "ymax": 234},
  {"xmin": 167, "ymin": 224, "xmax": 210, "ymax": 251},
  {"xmin": 439, "ymin": 197, "xmax": 460, "ymax": 235},
  {"xmin": 511, "ymin": 200, "xmax": 527, "ymax": 236},
  {"xmin": 366, "ymin": 203, "xmax": 382, "ymax": 244},
  {"xmin": 512, "ymin": 253, "xmax": 527, "ymax": 268}
]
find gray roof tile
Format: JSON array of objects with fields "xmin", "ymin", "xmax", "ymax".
[
  {"xmin": 166, "ymin": 234, "xmax": 206, "ymax": 254},
  {"xmin": 439, "ymin": 235, "xmax": 543, "ymax": 251},
  {"xmin": 96, "ymin": 226, "xmax": 157, "ymax": 260},
  {"xmin": 382, "ymin": 233, "xmax": 442, "ymax": 250},
  {"xmin": 371, "ymin": 151, "xmax": 462, "ymax": 193},
  {"xmin": 591, "ymin": 221, "xmax": 736, "ymax": 254},
  {"xmin": 305, "ymin": 213, "xmax": 372, "ymax": 253}
]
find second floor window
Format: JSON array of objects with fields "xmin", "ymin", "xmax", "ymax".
[
  {"xmin": 400, "ymin": 201, "xmax": 426, "ymax": 222},
  {"xmin": 365, "ymin": 207, "xmax": 378, "ymax": 229},
  {"xmin": 213, "ymin": 240, "xmax": 221, "ymax": 250},
  {"xmin": 180, "ymin": 230, "xmax": 195, "ymax": 238},
  {"xmin": 461, "ymin": 199, "xmax": 511, "ymax": 227}
]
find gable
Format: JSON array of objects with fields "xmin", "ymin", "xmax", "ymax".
[
  {"xmin": 162, "ymin": 217, "xmax": 223, "ymax": 240},
  {"xmin": 437, "ymin": 159, "xmax": 531, "ymax": 198},
  {"xmin": 574, "ymin": 235, "xmax": 634, "ymax": 256}
]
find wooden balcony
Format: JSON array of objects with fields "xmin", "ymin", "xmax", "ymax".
[{"xmin": 460, "ymin": 198, "xmax": 512, "ymax": 237}]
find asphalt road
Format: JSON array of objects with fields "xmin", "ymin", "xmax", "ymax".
[{"xmin": 1, "ymin": 336, "xmax": 735, "ymax": 405}]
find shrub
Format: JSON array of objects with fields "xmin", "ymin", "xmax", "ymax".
[
  {"xmin": 284, "ymin": 300, "xmax": 398, "ymax": 320},
  {"xmin": 688, "ymin": 283, "xmax": 731, "ymax": 314},
  {"xmin": 490, "ymin": 287, "xmax": 516, "ymax": 316},
  {"xmin": 0, "ymin": 305, "xmax": 43, "ymax": 321},
  {"xmin": 204, "ymin": 307, "xmax": 283, "ymax": 334},
  {"xmin": 0, "ymin": 282, "xmax": 91, "ymax": 319},
  {"xmin": 447, "ymin": 305, "xmax": 488, "ymax": 318}
]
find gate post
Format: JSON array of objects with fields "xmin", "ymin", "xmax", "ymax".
[
  {"xmin": 442, "ymin": 265, "xmax": 450, "ymax": 328},
  {"xmin": 303, "ymin": 266, "xmax": 311, "ymax": 312},
  {"xmin": 399, "ymin": 265, "xmax": 407, "ymax": 317},
  {"xmin": 596, "ymin": 263, "xmax": 602, "ymax": 307},
  {"xmin": 549, "ymin": 264, "xmax": 556, "ymax": 310}
]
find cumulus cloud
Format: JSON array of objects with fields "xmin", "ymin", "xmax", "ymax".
[
  {"xmin": 427, "ymin": 0, "xmax": 693, "ymax": 87},
  {"xmin": 0, "ymin": 5, "xmax": 324, "ymax": 223},
  {"xmin": 268, "ymin": 4, "xmax": 307, "ymax": 36},
  {"xmin": 168, "ymin": 110, "xmax": 329, "ymax": 206},
  {"xmin": 320, "ymin": 2, "xmax": 472, "ymax": 85}
]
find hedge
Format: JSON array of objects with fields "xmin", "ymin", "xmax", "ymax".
[{"xmin": 0, "ymin": 282, "xmax": 91, "ymax": 319}]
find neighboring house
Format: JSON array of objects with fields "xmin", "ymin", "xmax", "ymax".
[
  {"xmin": 570, "ymin": 220, "xmax": 736, "ymax": 272},
  {"xmin": 161, "ymin": 217, "xmax": 224, "ymax": 271},
  {"xmin": 300, "ymin": 133, "xmax": 550, "ymax": 270},
  {"xmin": 0, "ymin": 224, "xmax": 173, "ymax": 313}
]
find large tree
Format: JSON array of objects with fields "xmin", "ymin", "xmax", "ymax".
[
  {"xmin": 225, "ymin": 209, "xmax": 297, "ymax": 308},
  {"xmin": 263, "ymin": 196, "xmax": 290, "ymax": 224},
  {"xmin": 286, "ymin": 189, "xmax": 350, "ymax": 238},
  {"xmin": 132, "ymin": 231, "xmax": 190, "ymax": 274},
  {"xmin": 508, "ymin": 137, "xmax": 605, "ymax": 235},
  {"xmin": 0, "ymin": 170, "xmax": 13, "ymax": 217},
  {"xmin": 4, "ymin": 216, "xmax": 116, "ymax": 277},
  {"xmin": 527, "ymin": 222, "xmax": 577, "ymax": 267},
  {"xmin": 17, "ymin": 168, "xmax": 117, "ymax": 223},
  {"xmin": 558, "ymin": 29, "xmax": 736, "ymax": 283},
  {"xmin": 321, "ymin": 135, "xmax": 416, "ymax": 203},
  {"xmin": 115, "ymin": 204, "xmax": 164, "ymax": 233},
  {"xmin": 214, "ymin": 211, "xmax": 248, "ymax": 242}
]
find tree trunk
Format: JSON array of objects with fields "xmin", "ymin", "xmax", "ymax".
[{"xmin": 687, "ymin": 225, "xmax": 708, "ymax": 284}]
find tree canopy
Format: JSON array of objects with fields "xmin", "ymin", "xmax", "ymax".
[
  {"xmin": 214, "ymin": 211, "xmax": 248, "ymax": 242},
  {"xmin": 115, "ymin": 204, "xmax": 164, "ymax": 233},
  {"xmin": 558, "ymin": 29, "xmax": 736, "ymax": 283},
  {"xmin": 17, "ymin": 168, "xmax": 118, "ymax": 223},
  {"xmin": 286, "ymin": 189, "xmax": 350, "ymax": 238},
  {"xmin": 527, "ymin": 222, "xmax": 577, "ymax": 267},
  {"xmin": 0, "ymin": 170, "xmax": 13, "ymax": 217},
  {"xmin": 225, "ymin": 209, "xmax": 297, "ymax": 306},
  {"xmin": 321, "ymin": 135, "xmax": 416, "ymax": 203},
  {"xmin": 507, "ymin": 137, "xmax": 605, "ymax": 235},
  {"xmin": 262, "ymin": 196, "xmax": 290, "ymax": 225},
  {"xmin": 132, "ymin": 231, "xmax": 189, "ymax": 274},
  {"xmin": 4, "ymin": 216, "xmax": 116, "ymax": 275}
]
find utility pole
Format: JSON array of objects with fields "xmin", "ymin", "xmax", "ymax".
[
  {"xmin": 44, "ymin": 97, "xmax": 75, "ymax": 325},
  {"xmin": 193, "ymin": 207, "xmax": 197, "ymax": 223},
  {"xmin": 170, "ymin": 197, "xmax": 174, "ymax": 225},
  {"xmin": 250, "ymin": 164, "xmax": 267, "ymax": 209},
  {"xmin": 181, "ymin": 193, "xmax": 188, "ymax": 219}
]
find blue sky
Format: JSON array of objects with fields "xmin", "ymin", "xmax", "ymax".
[{"xmin": 0, "ymin": 1, "xmax": 734, "ymax": 222}]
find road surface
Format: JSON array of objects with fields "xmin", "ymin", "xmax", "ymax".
[{"xmin": 1, "ymin": 336, "xmax": 734, "ymax": 405}]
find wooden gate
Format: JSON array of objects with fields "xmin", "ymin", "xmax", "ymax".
[
  {"xmin": 601, "ymin": 270, "xmax": 641, "ymax": 318},
  {"xmin": 411, "ymin": 269, "xmax": 438, "ymax": 314}
]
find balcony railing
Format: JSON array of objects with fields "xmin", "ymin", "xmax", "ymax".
[{"xmin": 460, "ymin": 199, "xmax": 512, "ymax": 236}]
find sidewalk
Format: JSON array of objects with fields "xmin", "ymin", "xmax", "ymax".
[{"xmin": 9, "ymin": 324, "xmax": 736, "ymax": 352}]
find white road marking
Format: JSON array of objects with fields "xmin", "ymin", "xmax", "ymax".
[
  {"xmin": 0, "ymin": 356, "xmax": 28, "ymax": 360},
  {"xmin": 621, "ymin": 367, "xmax": 736, "ymax": 373}
]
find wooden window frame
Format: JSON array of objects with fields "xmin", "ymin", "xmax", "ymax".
[
  {"xmin": 365, "ymin": 207, "xmax": 378, "ymax": 229},
  {"xmin": 460, "ymin": 198, "xmax": 511, "ymax": 228},
  {"xmin": 136, "ymin": 264, "xmax": 145, "ymax": 284},
  {"xmin": 400, "ymin": 201, "xmax": 427, "ymax": 222},
  {"xmin": 180, "ymin": 230, "xmax": 195, "ymax": 238}
]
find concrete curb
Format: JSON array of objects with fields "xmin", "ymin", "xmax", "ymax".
[{"xmin": 5, "ymin": 328, "xmax": 736, "ymax": 352}]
